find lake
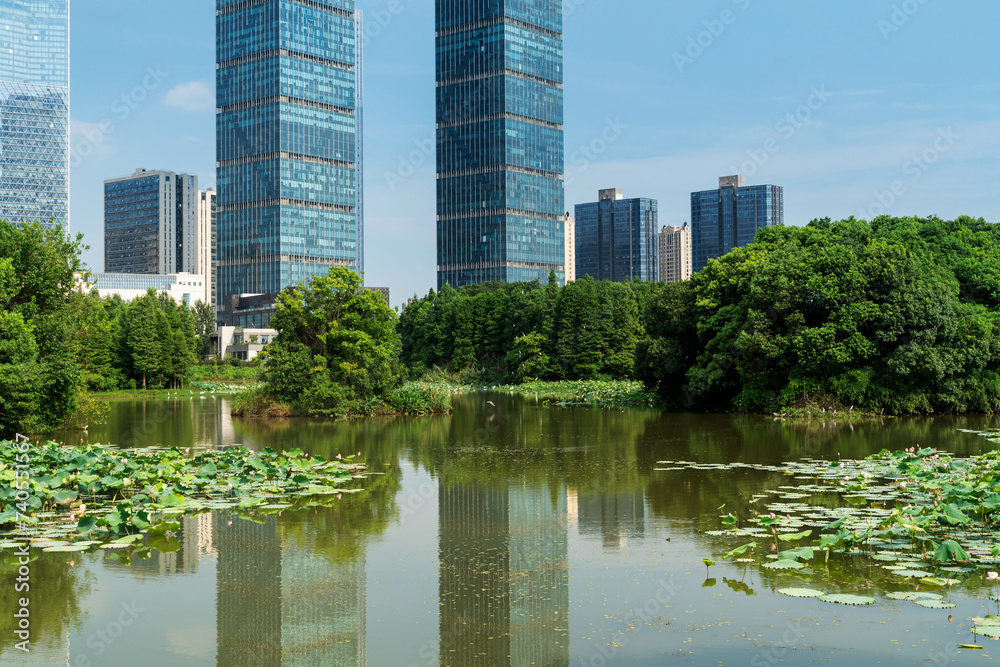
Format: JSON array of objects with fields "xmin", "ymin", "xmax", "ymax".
[{"xmin": 5, "ymin": 394, "xmax": 1000, "ymax": 665}]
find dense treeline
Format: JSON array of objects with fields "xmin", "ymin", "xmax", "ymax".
[
  {"xmin": 638, "ymin": 215, "xmax": 1000, "ymax": 414},
  {"xmin": 74, "ymin": 289, "xmax": 200, "ymax": 391},
  {"xmin": 0, "ymin": 221, "xmax": 212, "ymax": 433},
  {"xmin": 398, "ymin": 274, "xmax": 656, "ymax": 383}
]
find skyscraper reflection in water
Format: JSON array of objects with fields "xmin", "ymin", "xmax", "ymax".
[
  {"xmin": 439, "ymin": 482, "xmax": 570, "ymax": 666},
  {"xmin": 214, "ymin": 515, "xmax": 366, "ymax": 666}
]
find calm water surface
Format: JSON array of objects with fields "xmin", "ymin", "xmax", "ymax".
[{"xmin": 6, "ymin": 394, "xmax": 1000, "ymax": 665}]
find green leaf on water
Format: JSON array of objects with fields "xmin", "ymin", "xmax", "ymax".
[
  {"xmin": 778, "ymin": 588, "xmax": 824, "ymax": 598},
  {"xmin": 762, "ymin": 560, "xmax": 805, "ymax": 570},
  {"xmin": 915, "ymin": 600, "xmax": 957, "ymax": 609},
  {"xmin": 893, "ymin": 570, "xmax": 933, "ymax": 578},
  {"xmin": 778, "ymin": 530, "xmax": 812, "ymax": 542},
  {"xmin": 76, "ymin": 516, "xmax": 96, "ymax": 535},
  {"xmin": 818, "ymin": 594, "xmax": 877, "ymax": 606},
  {"xmin": 933, "ymin": 540, "xmax": 971, "ymax": 564},
  {"xmin": 723, "ymin": 543, "xmax": 755, "ymax": 561}
]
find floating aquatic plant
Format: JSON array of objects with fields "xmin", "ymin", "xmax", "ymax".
[
  {"xmin": 778, "ymin": 588, "xmax": 824, "ymax": 598},
  {"xmin": 818, "ymin": 594, "xmax": 877, "ymax": 606},
  {"xmin": 0, "ymin": 439, "xmax": 368, "ymax": 552}
]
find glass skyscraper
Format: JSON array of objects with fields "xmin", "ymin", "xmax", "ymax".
[
  {"xmin": 691, "ymin": 175, "xmax": 783, "ymax": 272},
  {"xmin": 436, "ymin": 0, "xmax": 565, "ymax": 289},
  {"xmin": 0, "ymin": 0, "xmax": 69, "ymax": 231},
  {"xmin": 216, "ymin": 0, "xmax": 363, "ymax": 326},
  {"xmin": 575, "ymin": 188, "xmax": 659, "ymax": 283}
]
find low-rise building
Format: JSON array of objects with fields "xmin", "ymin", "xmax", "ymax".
[
  {"xmin": 211, "ymin": 327, "xmax": 277, "ymax": 361},
  {"xmin": 81, "ymin": 272, "xmax": 208, "ymax": 307}
]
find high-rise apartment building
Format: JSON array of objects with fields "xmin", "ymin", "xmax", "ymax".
[
  {"xmin": 198, "ymin": 188, "xmax": 216, "ymax": 309},
  {"xmin": 216, "ymin": 1, "xmax": 364, "ymax": 327},
  {"xmin": 691, "ymin": 175, "xmax": 783, "ymax": 272},
  {"xmin": 104, "ymin": 169, "xmax": 200, "ymax": 276},
  {"xmin": 0, "ymin": 0, "xmax": 69, "ymax": 230},
  {"xmin": 575, "ymin": 189, "xmax": 659, "ymax": 283},
  {"xmin": 436, "ymin": 0, "xmax": 565, "ymax": 289},
  {"xmin": 564, "ymin": 213, "xmax": 575, "ymax": 284},
  {"xmin": 659, "ymin": 223, "xmax": 692, "ymax": 284}
]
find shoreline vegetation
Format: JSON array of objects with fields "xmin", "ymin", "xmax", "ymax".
[
  {"xmin": 400, "ymin": 216, "xmax": 1000, "ymax": 418},
  {"xmin": 9, "ymin": 215, "xmax": 1000, "ymax": 435}
]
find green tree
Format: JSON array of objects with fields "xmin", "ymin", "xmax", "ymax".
[
  {"xmin": 192, "ymin": 300, "xmax": 215, "ymax": 358},
  {"xmin": 122, "ymin": 292, "xmax": 164, "ymax": 389},
  {"xmin": 504, "ymin": 332, "xmax": 551, "ymax": 383},
  {"xmin": 261, "ymin": 268, "xmax": 404, "ymax": 413},
  {"xmin": 0, "ymin": 221, "xmax": 85, "ymax": 434},
  {"xmin": 639, "ymin": 216, "xmax": 1000, "ymax": 414}
]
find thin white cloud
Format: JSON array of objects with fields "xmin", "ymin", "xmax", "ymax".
[{"xmin": 164, "ymin": 81, "xmax": 214, "ymax": 113}]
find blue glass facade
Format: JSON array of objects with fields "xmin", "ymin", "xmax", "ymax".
[
  {"xmin": 104, "ymin": 169, "xmax": 199, "ymax": 275},
  {"xmin": 575, "ymin": 191, "xmax": 659, "ymax": 282},
  {"xmin": 691, "ymin": 179, "xmax": 783, "ymax": 272},
  {"xmin": 0, "ymin": 0, "xmax": 69, "ymax": 231},
  {"xmin": 216, "ymin": 0, "xmax": 362, "ymax": 326},
  {"xmin": 436, "ymin": 0, "xmax": 565, "ymax": 288}
]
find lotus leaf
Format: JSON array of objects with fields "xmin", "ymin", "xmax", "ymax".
[
  {"xmin": 818, "ymin": 594, "xmax": 877, "ymax": 606},
  {"xmin": 778, "ymin": 588, "xmax": 824, "ymax": 598}
]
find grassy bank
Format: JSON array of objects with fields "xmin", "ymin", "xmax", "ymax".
[
  {"xmin": 88, "ymin": 387, "xmax": 211, "ymax": 400},
  {"xmin": 490, "ymin": 380, "xmax": 662, "ymax": 408},
  {"xmin": 409, "ymin": 373, "xmax": 662, "ymax": 409},
  {"xmin": 231, "ymin": 382, "xmax": 453, "ymax": 419}
]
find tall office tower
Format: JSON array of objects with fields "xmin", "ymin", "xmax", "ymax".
[
  {"xmin": 691, "ymin": 175, "xmax": 783, "ymax": 272},
  {"xmin": 575, "ymin": 188, "xmax": 659, "ymax": 283},
  {"xmin": 217, "ymin": 1, "xmax": 364, "ymax": 327},
  {"xmin": 439, "ymin": 482, "xmax": 569, "ymax": 666},
  {"xmin": 354, "ymin": 11, "xmax": 365, "ymax": 280},
  {"xmin": 0, "ymin": 0, "xmax": 69, "ymax": 231},
  {"xmin": 659, "ymin": 223, "xmax": 692, "ymax": 284},
  {"xmin": 564, "ymin": 213, "xmax": 575, "ymax": 284},
  {"xmin": 198, "ymin": 188, "xmax": 217, "ymax": 308},
  {"xmin": 436, "ymin": 0, "xmax": 565, "ymax": 289},
  {"xmin": 104, "ymin": 169, "xmax": 200, "ymax": 275}
]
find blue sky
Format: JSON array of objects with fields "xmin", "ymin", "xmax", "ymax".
[{"xmin": 69, "ymin": 0, "xmax": 1000, "ymax": 306}]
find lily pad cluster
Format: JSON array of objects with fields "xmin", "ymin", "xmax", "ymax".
[
  {"xmin": 0, "ymin": 439, "xmax": 367, "ymax": 553},
  {"xmin": 660, "ymin": 440, "xmax": 1000, "ymax": 622}
]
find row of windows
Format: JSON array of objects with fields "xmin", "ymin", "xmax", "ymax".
[
  {"xmin": 437, "ymin": 118, "xmax": 563, "ymax": 174},
  {"xmin": 438, "ymin": 170, "xmax": 563, "ymax": 216},
  {"xmin": 437, "ymin": 212, "xmax": 563, "ymax": 269},
  {"xmin": 218, "ymin": 159, "xmax": 357, "ymax": 207},
  {"xmin": 219, "ymin": 257, "xmax": 357, "ymax": 301},
  {"xmin": 218, "ymin": 55, "xmax": 356, "ymax": 109},
  {"xmin": 437, "ymin": 75, "xmax": 562, "ymax": 126},
  {"xmin": 217, "ymin": 101, "xmax": 355, "ymax": 161},
  {"xmin": 217, "ymin": 205, "xmax": 358, "ymax": 261},
  {"xmin": 436, "ymin": 21, "xmax": 562, "ymax": 85},
  {"xmin": 436, "ymin": 0, "xmax": 561, "ymax": 36}
]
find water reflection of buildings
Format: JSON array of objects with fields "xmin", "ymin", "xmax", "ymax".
[
  {"xmin": 439, "ymin": 482, "xmax": 569, "ymax": 667},
  {"xmin": 214, "ymin": 515, "xmax": 366, "ymax": 666},
  {"xmin": 103, "ymin": 515, "xmax": 216, "ymax": 577},
  {"xmin": 570, "ymin": 488, "xmax": 647, "ymax": 552}
]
